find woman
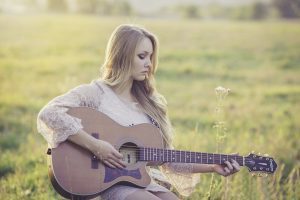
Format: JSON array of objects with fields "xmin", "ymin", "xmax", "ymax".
[{"xmin": 37, "ymin": 24, "xmax": 240, "ymax": 200}]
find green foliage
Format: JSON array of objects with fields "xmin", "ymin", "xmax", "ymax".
[
  {"xmin": 177, "ymin": 5, "xmax": 201, "ymax": 19},
  {"xmin": 0, "ymin": 15, "xmax": 299, "ymax": 199}
]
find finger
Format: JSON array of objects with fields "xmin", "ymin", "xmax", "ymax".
[
  {"xmin": 116, "ymin": 158, "xmax": 127, "ymax": 168},
  {"xmin": 225, "ymin": 161, "xmax": 234, "ymax": 171},
  {"xmin": 103, "ymin": 160, "xmax": 116, "ymax": 169},
  {"xmin": 224, "ymin": 167, "xmax": 230, "ymax": 174},
  {"xmin": 113, "ymin": 151, "xmax": 123, "ymax": 159},
  {"xmin": 108, "ymin": 158, "xmax": 124, "ymax": 169},
  {"xmin": 231, "ymin": 159, "xmax": 240, "ymax": 171},
  {"xmin": 108, "ymin": 154, "xmax": 126, "ymax": 167},
  {"xmin": 118, "ymin": 160, "xmax": 127, "ymax": 167},
  {"xmin": 110, "ymin": 156, "xmax": 127, "ymax": 168}
]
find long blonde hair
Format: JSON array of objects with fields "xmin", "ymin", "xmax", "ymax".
[{"xmin": 100, "ymin": 24, "xmax": 173, "ymax": 147}]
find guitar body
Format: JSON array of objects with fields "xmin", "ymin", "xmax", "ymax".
[{"xmin": 48, "ymin": 107, "xmax": 164, "ymax": 199}]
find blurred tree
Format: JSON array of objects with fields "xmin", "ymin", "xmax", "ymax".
[
  {"xmin": 251, "ymin": 2, "xmax": 269, "ymax": 20},
  {"xmin": 48, "ymin": 0, "xmax": 68, "ymax": 12},
  {"xmin": 76, "ymin": 0, "xmax": 109, "ymax": 14},
  {"xmin": 75, "ymin": 0, "xmax": 132, "ymax": 16},
  {"xmin": 229, "ymin": 5, "xmax": 253, "ymax": 20},
  {"xmin": 112, "ymin": 0, "xmax": 132, "ymax": 16},
  {"xmin": 272, "ymin": 0, "xmax": 300, "ymax": 18},
  {"xmin": 178, "ymin": 5, "xmax": 200, "ymax": 19}
]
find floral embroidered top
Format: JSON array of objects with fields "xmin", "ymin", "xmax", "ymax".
[{"xmin": 37, "ymin": 80, "xmax": 200, "ymax": 197}]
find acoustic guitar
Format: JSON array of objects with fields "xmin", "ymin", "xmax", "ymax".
[{"xmin": 46, "ymin": 107, "xmax": 277, "ymax": 199}]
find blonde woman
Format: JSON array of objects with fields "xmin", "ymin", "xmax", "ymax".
[{"xmin": 37, "ymin": 24, "xmax": 240, "ymax": 200}]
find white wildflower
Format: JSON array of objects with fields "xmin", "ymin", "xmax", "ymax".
[{"xmin": 215, "ymin": 86, "xmax": 230, "ymax": 100}]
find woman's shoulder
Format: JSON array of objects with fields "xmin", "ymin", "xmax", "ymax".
[
  {"xmin": 70, "ymin": 80, "xmax": 103, "ymax": 93},
  {"xmin": 62, "ymin": 80, "xmax": 105, "ymax": 100}
]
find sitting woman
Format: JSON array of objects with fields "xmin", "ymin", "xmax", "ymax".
[{"xmin": 37, "ymin": 24, "xmax": 240, "ymax": 200}]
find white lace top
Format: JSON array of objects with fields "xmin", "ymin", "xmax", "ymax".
[{"xmin": 37, "ymin": 80, "xmax": 200, "ymax": 197}]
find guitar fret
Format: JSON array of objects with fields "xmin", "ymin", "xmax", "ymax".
[
  {"xmin": 200, "ymin": 152, "xmax": 202, "ymax": 163},
  {"xmin": 146, "ymin": 147, "xmax": 148, "ymax": 161},
  {"xmin": 159, "ymin": 149, "xmax": 161, "ymax": 161},
  {"xmin": 159, "ymin": 149, "xmax": 161, "ymax": 162},
  {"xmin": 165, "ymin": 149, "xmax": 167, "ymax": 162},
  {"xmin": 167, "ymin": 149, "xmax": 169, "ymax": 162},
  {"xmin": 179, "ymin": 150, "xmax": 181, "ymax": 162},
  {"xmin": 193, "ymin": 152, "xmax": 196, "ymax": 163}
]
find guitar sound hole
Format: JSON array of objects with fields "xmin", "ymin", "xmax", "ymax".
[{"xmin": 119, "ymin": 142, "xmax": 138, "ymax": 165}]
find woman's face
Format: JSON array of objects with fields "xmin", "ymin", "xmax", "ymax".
[{"xmin": 131, "ymin": 37, "xmax": 153, "ymax": 81}]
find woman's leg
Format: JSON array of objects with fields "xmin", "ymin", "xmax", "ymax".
[
  {"xmin": 124, "ymin": 189, "xmax": 161, "ymax": 200},
  {"xmin": 151, "ymin": 191, "xmax": 179, "ymax": 200}
]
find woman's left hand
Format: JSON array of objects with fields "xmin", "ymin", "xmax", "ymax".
[{"xmin": 212, "ymin": 159, "xmax": 240, "ymax": 177}]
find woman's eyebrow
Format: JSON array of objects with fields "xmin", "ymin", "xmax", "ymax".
[{"xmin": 140, "ymin": 51, "xmax": 153, "ymax": 54}]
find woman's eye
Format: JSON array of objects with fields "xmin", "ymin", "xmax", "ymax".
[{"xmin": 138, "ymin": 54, "xmax": 145, "ymax": 59}]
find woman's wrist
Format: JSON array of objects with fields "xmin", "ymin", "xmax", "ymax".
[
  {"xmin": 68, "ymin": 129, "xmax": 100, "ymax": 154},
  {"xmin": 210, "ymin": 164, "xmax": 216, "ymax": 173},
  {"xmin": 86, "ymin": 137, "xmax": 101, "ymax": 153}
]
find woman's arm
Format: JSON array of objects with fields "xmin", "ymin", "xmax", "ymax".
[
  {"xmin": 192, "ymin": 160, "xmax": 240, "ymax": 176},
  {"xmin": 37, "ymin": 83, "xmax": 125, "ymax": 168}
]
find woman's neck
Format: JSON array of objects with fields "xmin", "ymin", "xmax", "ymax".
[{"xmin": 112, "ymin": 79, "xmax": 135, "ymax": 102}]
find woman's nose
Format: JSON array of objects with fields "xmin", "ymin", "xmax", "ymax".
[{"xmin": 144, "ymin": 61, "xmax": 152, "ymax": 69}]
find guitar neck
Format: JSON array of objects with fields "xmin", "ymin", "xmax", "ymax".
[{"xmin": 138, "ymin": 147, "xmax": 244, "ymax": 166}]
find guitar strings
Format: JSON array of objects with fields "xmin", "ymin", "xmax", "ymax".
[
  {"xmin": 117, "ymin": 145, "xmax": 244, "ymax": 156},
  {"xmin": 114, "ymin": 145, "xmax": 245, "ymax": 162}
]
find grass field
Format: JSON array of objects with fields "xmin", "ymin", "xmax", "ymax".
[{"xmin": 0, "ymin": 14, "xmax": 299, "ymax": 199}]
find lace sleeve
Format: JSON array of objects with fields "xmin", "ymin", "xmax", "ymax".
[
  {"xmin": 37, "ymin": 83, "xmax": 103, "ymax": 148},
  {"xmin": 160, "ymin": 162, "xmax": 200, "ymax": 197},
  {"xmin": 157, "ymin": 146, "xmax": 200, "ymax": 198}
]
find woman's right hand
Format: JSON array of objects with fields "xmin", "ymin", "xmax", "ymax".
[{"xmin": 92, "ymin": 140, "xmax": 126, "ymax": 169}]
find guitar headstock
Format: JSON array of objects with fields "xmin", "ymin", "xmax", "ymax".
[{"xmin": 244, "ymin": 153, "xmax": 277, "ymax": 174}]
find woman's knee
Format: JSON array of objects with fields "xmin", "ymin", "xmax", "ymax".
[
  {"xmin": 124, "ymin": 189, "xmax": 161, "ymax": 200},
  {"xmin": 151, "ymin": 191, "xmax": 179, "ymax": 200}
]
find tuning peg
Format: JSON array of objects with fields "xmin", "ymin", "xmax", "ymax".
[
  {"xmin": 258, "ymin": 152, "xmax": 261, "ymax": 156},
  {"xmin": 251, "ymin": 151, "xmax": 255, "ymax": 154},
  {"xmin": 264, "ymin": 153, "xmax": 269, "ymax": 157}
]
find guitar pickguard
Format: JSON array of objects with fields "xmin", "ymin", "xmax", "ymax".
[{"xmin": 104, "ymin": 167, "xmax": 142, "ymax": 182}]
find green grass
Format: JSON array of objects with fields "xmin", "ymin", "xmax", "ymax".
[{"xmin": 0, "ymin": 14, "xmax": 299, "ymax": 199}]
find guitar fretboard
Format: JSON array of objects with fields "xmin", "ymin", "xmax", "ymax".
[{"xmin": 138, "ymin": 147, "xmax": 244, "ymax": 166}]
